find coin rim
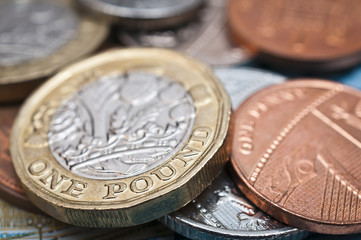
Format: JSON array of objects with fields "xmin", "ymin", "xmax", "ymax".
[
  {"xmin": 231, "ymin": 79, "xmax": 361, "ymax": 234},
  {"xmin": 11, "ymin": 48, "xmax": 231, "ymax": 227},
  {"xmin": 76, "ymin": 0, "xmax": 205, "ymax": 19}
]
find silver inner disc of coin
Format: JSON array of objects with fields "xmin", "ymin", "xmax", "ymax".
[
  {"xmin": 48, "ymin": 72, "xmax": 196, "ymax": 180},
  {"xmin": 0, "ymin": 0, "xmax": 78, "ymax": 67}
]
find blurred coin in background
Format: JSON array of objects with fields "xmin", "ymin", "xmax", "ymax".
[
  {"xmin": 118, "ymin": 0, "xmax": 252, "ymax": 66},
  {"xmin": 231, "ymin": 80, "xmax": 361, "ymax": 234},
  {"xmin": 228, "ymin": 0, "xmax": 361, "ymax": 72},
  {"xmin": 76, "ymin": 0, "xmax": 204, "ymax": 30},
  {"xmin": 0, "ymin": 0, "xmax": 108, "ymax": 102}
]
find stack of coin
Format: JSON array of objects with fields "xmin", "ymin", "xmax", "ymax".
[
  {"xmin": 2, "ymin": 0, "xmax": 361, "ymax": 239},
  {"xmin": 0, "ymin": 0, "xmax": 107, "ymax": 212},
  {"xmin": 11, "ymin": 48, "xmax": 231, "ymax": 228}
]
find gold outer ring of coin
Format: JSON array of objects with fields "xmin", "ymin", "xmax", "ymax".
[
  {"xmin": 0, "ymin": 0, "xmax": 108, "ymax": 103},
  {"xmin": 10, "ymin": 48, "xmax": 231, "ymax": 228}
]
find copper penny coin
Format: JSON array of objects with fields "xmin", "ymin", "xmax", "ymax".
[
  {"xmin": 0, "ymin": 105, "xmax": 39, "ymax": 212},
  {"xmin": 231, "ymin": 80, "xmax": 361, "ymax": 234},
  {"xmin": 228, "ymin": 0, "xmax": 361, "ymax": 71}
]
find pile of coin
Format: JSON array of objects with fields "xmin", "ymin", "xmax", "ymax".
[{"xmin": 1, "ymin": 0, "xmax": 361, "ymax": 239}]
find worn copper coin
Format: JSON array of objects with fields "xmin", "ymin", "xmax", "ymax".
[
  {"xmin": 231, "ymin": 80, "xmax": 361, "ymax": 234},
  {"xmin": 0, "ymin": 105, "xmax": 39, "ymax": 212},
  {"xmin": 228, "ymin": 0, "xmax": 361, "ymax": 71}
]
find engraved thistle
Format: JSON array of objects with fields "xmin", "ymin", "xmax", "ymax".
[{"xmin": 48, "ymin": 72, "xmax": 195, "ymax": 180}]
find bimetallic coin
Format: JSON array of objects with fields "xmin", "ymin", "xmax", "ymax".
[
  {"xmin": 119, "ymin": 0, "xmax": 252, "ymax": 66},
  {"xmin": 159, "ymin": 69, "xmax": 309, "ymax": 240},
  {"xmin": 228, "ymin": 0, "xmax": 361, "ymax": 71},
  {"xmin": 76, "ymin": 0, "xmax": 204, "ymax": 30},
  {"xmin": 231, "ymin": 80, "xmax": 361, "ymax": 234},
  {"xmin": 0, "ymin": 0, "xmax": 108, "ymax": 102},
  {"xmin": 11, "ymin": 48, "xmax": 231, "ymax": 228}
]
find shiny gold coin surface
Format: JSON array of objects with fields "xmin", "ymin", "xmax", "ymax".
[
  {"xmin": 0, "ymin": 0, "xmax": 108, "ymax": 102},
  {"xmin": 11, "ymin": 48, "xmax": 231, "ymax": 228}
]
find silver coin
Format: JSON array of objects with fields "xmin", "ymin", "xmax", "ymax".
[
  {"xmin": 118, "ymin": 0, "xmax": 251, "ymax": 66},
  {"xmin": 80, "ymin": 0, "xmax": 203, "ymax": 19},
  {"xmin": 0, "ymin": 0, "xmax": 78, "ymax": 67},
  {"xmin": 215, "ymin": 68, "xmax": 285, "ymax": 109},
  {"xmin": 160, "ymin": 171, "xmax": 309, "ymax": 240},
  {"xmin": 159, "ymin": 68, "xmax": 309, "ymax": 240},
  {"xmin": 48, "ymin": 71, "xmax": 195, "ymax": 180}
]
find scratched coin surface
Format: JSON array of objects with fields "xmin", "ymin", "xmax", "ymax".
[
  {"xmin": 231, "ymin": 80, "xmax": 361, "ymax": 234},
  {"xmin": 0, "ymin": 0, "xmax": 107, "ymax": 102},
  {"xmin": 0, "ymin": 105, "xmax": 40, "ymax": 212},
  {"xmin": 10, "ymin": 48, "xmax": 231, "ymax": 228},
  {"xmin": 119, "ymin": 0, "xmax": 251, "ymax": 66},
  {"xmin": 228, "ymin": 0, "xmax": 361, "ymax": 71},
  {"xmin": 161, "ymin": 170, "xmax": 309, "ymax": 240},
  {"xmin": 76, "ymin": 0, "xmax": 204, "ymax": 30}
]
